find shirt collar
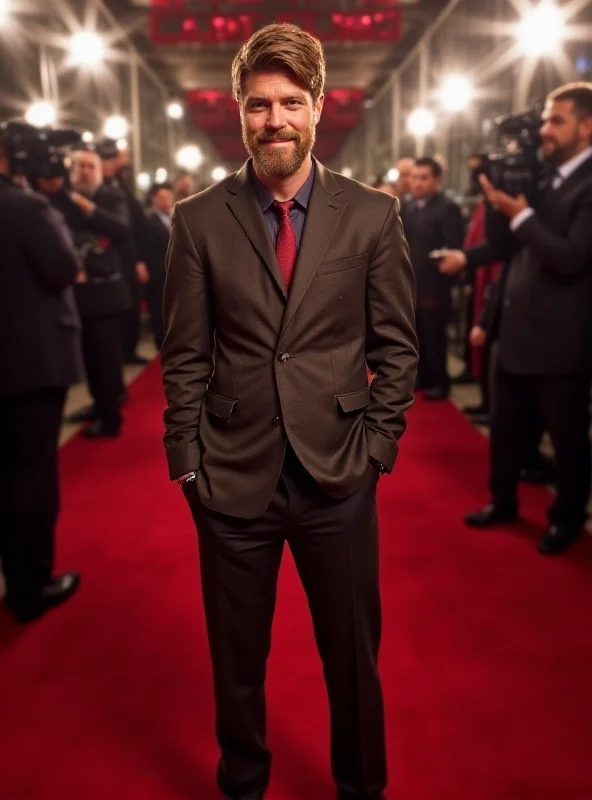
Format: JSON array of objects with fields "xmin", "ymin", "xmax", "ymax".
[
  {"xmin": 251, "ymin": 160, "xmax": 315, "ymax": 214},
  {"xmin": 557, "ymin": 147, "xmax": 592, "ymax": 182},
  {"xmin": 155, "ymin": 209, "xmax": 171, "ymax": 227}
]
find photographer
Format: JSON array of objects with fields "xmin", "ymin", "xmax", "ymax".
[
  {"xmin": 0, "ymin": 121, "xmax": 82, "ymax": 622},
  {"xmin": 42, "ymin": 149, "xmax": 132, "ymax": 438},
  {"xmin": 465, "ymin": 82, "xmax": 592, "ymax": 556}
]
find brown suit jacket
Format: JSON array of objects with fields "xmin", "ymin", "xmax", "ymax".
[{"xmin": 161, "ymin": 158, "xmax": 418, "ymax": 518}]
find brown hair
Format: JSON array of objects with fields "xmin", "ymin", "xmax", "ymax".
[
  {"xmin": 549, "ymin": 82, "xmax": 592, "ymax": 119},
  {"xmin": 231, "ymin": 23, "xmax": 326, "ymax": 103}
]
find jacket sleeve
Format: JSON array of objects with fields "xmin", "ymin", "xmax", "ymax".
[
  {"xmin": 441, "ymin": 200, "xmax": 465, "ymax": 250},
  {"xmin": 365, "ymin": 200, "xmax": 419, "ymax": 472},
  {"xmin": 484, "ymin": 202, "xmax": 516, "ymax": 263},
  {"xmin": 161, "ymin": 205, "xmax": 214, "ymax": 479},
  {"xmin": 87, "ymin": 191, "xmax": 130, "ymax": 245},
  {"xmin": 20, "ymin": 194, "xmax": 80, "ymax": 293},
  {"xmin": 512, "ymin": 189, "xmax": 592, "ymax": 278},
  {"xmin": 464, "ymin": 241, "xmax": 494, "ymax": 271}
]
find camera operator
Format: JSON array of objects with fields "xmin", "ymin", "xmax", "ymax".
[
  {"xmin": 0, "ymin": 121, "xmax": 82, "ymax": 623},
  {"xmin": 42, "ymin": 149, "xmax": 132, "ymax": 438},
  {"xmin": 465, "ymin": 82, "xmax": 592, "ymax": 556}
]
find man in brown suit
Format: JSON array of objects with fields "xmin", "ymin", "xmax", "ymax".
[{"xmin": 161, "ymin": 23, "xmax": 417, "ymax": 800}]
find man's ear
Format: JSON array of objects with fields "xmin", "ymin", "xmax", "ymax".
[{"xmin": 314, "ymin": 94, "xmax": 324, "ymax": 125}]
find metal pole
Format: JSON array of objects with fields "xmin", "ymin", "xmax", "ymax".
[
  {"xmin": 416, "ymin": 41, "xmax": 430, "ymax": 158},
  {"xmin": 130, "ymin": 49, "xmax": 142, "ymax": 176},
  {"xmin": 391, "ymin": 73, "xmax": 401, "ymax": 162}
]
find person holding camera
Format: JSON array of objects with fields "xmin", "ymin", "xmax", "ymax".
[
  {"xmin": 465, "ymin": 82, "xmax": 592, "ymax": 555},
  {"xmin": 0, "ymin": 122, "xmax": 83, "ymax": 622},
  {"xmin": 45, "ymin": 149, "xmax": 132, "ymax": 438}
]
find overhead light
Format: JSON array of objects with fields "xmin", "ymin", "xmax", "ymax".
[
  {"xmin": 167, "ymin": 101, "xmax": 184, "ymax": 120},
  {"xmin": 25, "ymin": 101, "xmax": 57, "ymax": 128},
  {"xmin": 407, "ymin": 108, "xmax": 435, "ymax": 137},
  {"xmin": 386, "ymin": 167, "xmax": 399, "ymax": 183},
  {"xmin": 517, "ymin": 1, "xmax": 564, "ymax": 57},
  {"xmin": 68, "ymin": 31, "xmax": 105, "ymax": 68},
  {"xmin": 155, "ymin": 167, "xmax": 168, "ymax": 183},
  {"xmin": 103, "ymin": 115, "xmax": 129, "ymax": 140},
  {"xmin": 116, "ymin": 138, "xmax": 128, "ymax": 152},
  {"xmin": 212, "ymin": 166, "xmax": 227, "ymax": 182},
  {"xmin": 176, "ymin": 144, "xmax": 202, "ymax": 171},
  {"xmin": 341, "ymin": 166, "xmax": 353, "ymax": 178},
  {"xmin": 0, "ymin": 0, "xmax": 10, "ymax": 27},
  {"xmin": 81, "ymin": 131, "xmax": 95, "ymax": 144},
  {"xmin": 440, "ymin": 75, "xmax": 473, "ymax": 112},
  {"xmin": 136, "ymin": 172, "xmax": 151, "ymax": 191}
]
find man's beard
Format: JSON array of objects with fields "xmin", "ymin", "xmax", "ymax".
[{"xmin": 243, "ymin": 124, "xmax": 315, "ymax": 178}]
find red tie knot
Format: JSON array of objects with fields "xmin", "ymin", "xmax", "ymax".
[{"xmin": 272, "ymin": 200, "xmax": 295, "ymax": 218}]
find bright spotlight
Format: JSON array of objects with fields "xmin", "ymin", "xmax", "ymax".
[
  {"xmin": 136, "ymin": 172, "xmax": 151, "ymax": 191},
  {"xmin": 81, "ymin": 131, "xmax": 95, "ymax": 144},
  {"xmin": 167, "ymin": 101, "xmax": 184, "ymax": 120},
  {"xmin": 407, "ymin": 108, "xmax": 435, "ymax": 137},
  {"xmin": 103, "ymin": 115, "xmax": 129, "ymax": 140},
  {"xmin": 212, "ymin": 166, "xmax": 227, "ymax": 182},
  {"xmin": 176, "ymin": 144, "xmax": 202, "ymax": 171},
  {"xmin": 155, "ymin": 167, "xmax": 168, "ymax": 183},
  {"xmin": 68, "ymin": 31, "xmax": 105, "ymax": 67},
  {"xmin": 386, "ymin": 167, "xmax": 399, "ymax": 183},
  {"xmin": 440, "ymin": 75, "xmax": 473, "ymax": 112},
  {"xmin": 341, "ymin": 166, "xmax": 353, "ymax": 178},
  {"xmin": 0, "ymin": 0, "xmax": 10, "ymax": 27},
  {"xmin": 25, "ymin": 101, "xmax": 57, "ymax": 128},
  {"xmin": 116, "ymin": 138, "xmax": 128, "ymax": 152},
  {"xmin": 517, "ymin": 1, "xmax": 564, "ymax": 57}
]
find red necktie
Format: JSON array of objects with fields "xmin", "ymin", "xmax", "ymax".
[{"xmin": 273, "ymin": 200, "xmax": 297, "ymax": 291}]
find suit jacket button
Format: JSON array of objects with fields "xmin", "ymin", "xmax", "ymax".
[
  {"xmin": 279, "ymin": 352, "xmax": 290, "ymax": 363},
  {"xmin": 272, "ymin": 415, "xmax": 282, "ymax": 426}
]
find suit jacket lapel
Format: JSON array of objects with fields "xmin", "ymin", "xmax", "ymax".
[
  {"xmin": 226, "ymin": 161, "xmax": 287, "ymax": 299},
  {"xmin": 553, "ymin": 155, "xmax": 592, "ymax": 200},
  {"xmin": 280, "ymin": 160, "xmax": 345, "ymax": 337}
]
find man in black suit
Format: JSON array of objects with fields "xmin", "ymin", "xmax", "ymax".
[
  {"xmin": 0, "ymin": 124, "xmax": 82, "ymax": 623},
  {"xmin": 145, "ymin": 182, "xmax": 173, "ymax": 349},
  {"xmin": 49, "ymin": 149, "xmax": 132, "ymax": 437},
  {"xmin": 401, "ymin": 157, "xmax": 465, "ymax": 400},
  {"xmin": 465, "ymin": 82, "xmax": 592, "ymax": 555}
]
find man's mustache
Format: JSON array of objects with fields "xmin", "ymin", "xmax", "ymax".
[{"xmin": 255, "ymin": 132, "xmax": 300, "ymax": 144}]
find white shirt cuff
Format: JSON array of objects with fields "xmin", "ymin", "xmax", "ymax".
[{"xmin": 510, "ymin": 207, "xmax": 535, "ymax": 231}]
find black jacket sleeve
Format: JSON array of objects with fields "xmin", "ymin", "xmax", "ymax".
[
  {"xmin": 484, "ymin": 203, "xmax": 517, "ymax": 263},
  {"xmin": 86, "ymin": 189, "xmax": 130, "ymax": 245},
  {"xmin": 464, "ymin": 241, "xmax": 495, "ymax": 271},
  {"xmin": 441, "ymin": 200, "xmax": 465, "ymax": 250},
  {"xmin": 19, "ymin": 194, "xmax": 80, "ymax": 293}
]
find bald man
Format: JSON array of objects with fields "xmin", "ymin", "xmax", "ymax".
[{"xmin": 394, "ymin": 157, "xmax": 415, "ymax": 209}]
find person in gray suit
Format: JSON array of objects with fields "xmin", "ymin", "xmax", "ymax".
[{"xmin": 465, "ymin": 82, "xmax": 592, "ymax": 555}]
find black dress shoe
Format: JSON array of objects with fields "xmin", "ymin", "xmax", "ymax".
[
  {"xmin": 424, "ymin": 386, "xmax": 449, "ymax": 401},
  {"xmin": 537, "ymin": 525, "xmax": 581, "ymax": 555},
  {"xmin": 464, "ymin": 503, "xmax": 518, "ymax": 527},
  {"xmin": 13, "ymin": 573, "xmax": 81, "ymax": 623},
  {"xmin": 81, "ymin": 420, "xmax": 121, "ymax": 438},
  {"xmin": 65, "ymin": 404, "xmax": 97, "ymax": 424}
]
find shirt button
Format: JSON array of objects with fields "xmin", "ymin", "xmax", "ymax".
[
  {"xmin": 278, "ymin": 352, "xmax": 290, "ymax": 363},
  {"xmin": 272, "ymin": 415, "xmax": 282, "ymax": 426}
]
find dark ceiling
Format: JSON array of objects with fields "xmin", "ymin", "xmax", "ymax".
[{"xmin": 105, "ymin": 0, "xmax": 444, "ymax": 164}]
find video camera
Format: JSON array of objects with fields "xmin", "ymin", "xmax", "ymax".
[
  {"xmin": 483, "ymin": 108, "xmax": 543, "ymax": 199},
  {"xmin": 0, "ymin": 119, "xmax": 81, "ymax": 180}
]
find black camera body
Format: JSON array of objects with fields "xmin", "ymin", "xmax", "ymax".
[
  {"xmin": 0, "ymin": 119, "xmax": 81, "ymax": 180},
  {"xmin": 485, "ymin": 108, "xmax": 543, "ymax": 199}
]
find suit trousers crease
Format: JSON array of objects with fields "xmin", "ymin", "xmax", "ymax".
[
  {"xmin": 0, "ymin": 387, "xmax": 66, "ymax": 603},
  {"xmin": 489, "ymin": 361, "xmax": 591, "ymax": 527},
  {"xmin": 81, "ymin": 314, "xmax": 124, "ymax": 427},
  {"xmin": 184, "ymin": 450, "xmax": 386, "ymax": 798}
]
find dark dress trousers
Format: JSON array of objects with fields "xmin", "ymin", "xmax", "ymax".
[
  {"xmin": 0, "ymin": 175, "xmax": 83, "ymax": 608},
  {"xmin": 144, "ymin": 209, "xmax": 170, "ymax": 349},
  {"xmin": 484, "ymin": 155, "xmax": 592, "ymax": 527},
  {"xmin": 51, "ymin": 185, "xmax": 131, "ymax": 427},
  {"xmin": 161, "ymin": 158, "xmax": 418, "ymax": 799},
  {"xmin": 401, "ymin": 192, "xmax": 465, "ymax": 390}
]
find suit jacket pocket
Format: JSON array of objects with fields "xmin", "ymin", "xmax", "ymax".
[
  {"xmin": 336, "ymin": 386, "xmax": 370, "ymax": 414},
  {"xmin": 204, "ymin": 391, "xmax": 237, "ymax": 419},
  {"xmin": 317, "ymin": 254, "xmax": 365, "ymax": 276}
]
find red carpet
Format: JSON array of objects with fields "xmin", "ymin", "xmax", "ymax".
[{"xmin": 1, "ymin": 362, "xmax": 592, "ymax": 799}]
